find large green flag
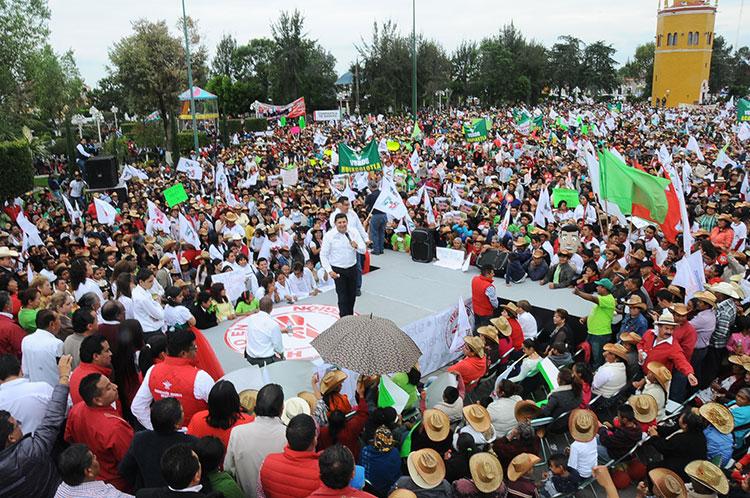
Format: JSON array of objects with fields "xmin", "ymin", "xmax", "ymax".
[
  {"xmin": 532, "ymin": 115, "xmax": 544, "ymax": 130},
  {"xmin": 552, "ymin": 188, "xmax": 580, "ymax": 208},
  {"xmin": 608, "ymin": 102, "xmax": 623, "ymax": 114},
  {"xmin": 738, "ymin": 99, "xmax": 750, "ymax": 122},
  {"xmin": 338, "ymin": 140, "xmax": 382, "ymax": 174},
  {"xmin": 463, "ymin": 119, "xmax": 488, "ymax": 142},
  {"xmin": 411, "ymin": 122, "xmax": 423, "ymax": 141},
  {"xmin": 298, "ymin": 116, "xmax": 306, "ymax": 129},
  {"xmin": 598, "ymin": 149, "xmax": 671, "ymax": 223}
]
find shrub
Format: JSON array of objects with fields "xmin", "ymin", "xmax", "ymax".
[
  {"xmin": 0, "ymin": 140, "xmax": 34, "ymax": 201},
  {"xmin": 227, "ymin": 118, "xmax": 244, "ymax": 135},
  {"xmin": 245, "ymin": 118, "xmax": 268, "ymax": 132},
  {"xmin": 176, "ymin": 131, "xmax": 209, "ymax": 154},
  {"xmin": 120, "ymin": 122, "xmax": 138, "ymax": 136}
]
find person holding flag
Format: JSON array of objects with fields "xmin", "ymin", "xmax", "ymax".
[{"xmin": 320, "ymin": 213, "xmax": 366, "ymax": 317}]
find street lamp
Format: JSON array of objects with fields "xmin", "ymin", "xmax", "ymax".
[
  {"xmin": 181, "ymin": 0, "xmax": 199, "ymax": 152},
  {"xmin": 90, "ymin": 106, "xmax": 103, "ymax": 144},
  {"xmin": 436, "ymin": 90, "xmax": 445, "ymax": 112},
  {"xmin": 111, "ymin": 106, "xmax": 119, "ymax": 131},
  {"xmin": 411, "ymin": 0, "xmax": 417, "ymax": 122},
  {"xmin": 71, "ymin": 114, "xmax": 85, "ymax": 139}
]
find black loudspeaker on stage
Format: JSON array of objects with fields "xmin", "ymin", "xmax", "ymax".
[
  {"xmin": 475, "ymin": 249, "xmax": 509, "ymax": 277},
  {"xmin": 85, "ymin": 155, "xmax": 118, "ymax": 189},
  {"xmin": 410, "ymin": 228, "xmax": 436, "ymax": 263}
]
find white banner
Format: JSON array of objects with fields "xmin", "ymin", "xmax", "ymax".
[
  {"xmin": 433, "ymin": 247, "xmax": 466, "ymax": 270},
  {"xmin": 281, "ymin": 167, "xmax": 299, "ymax": 186},
  {"xmin": 211, "ymin": 269, "xmax": 247, "ymax": 304},
  {"xmin": 313, "ymin": 109, "xmax": 341, "ymax": 121},
  {"xmin": 403, "ymin": 298, "xmax": 473, "ymax": 374}
]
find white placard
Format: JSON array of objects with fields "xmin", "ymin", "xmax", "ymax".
[
  {"xmin": 313, "ymin": 110, "xmax": 341, "ymax": 121},
  {"xmin": 211, "ymin": 269, "xmax": 247, "ymax": 303},
  {"xmin": 433, "ymin": 247, "xmax": 466, "ymax": 270}
]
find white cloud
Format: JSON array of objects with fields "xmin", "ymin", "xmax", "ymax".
[{"xmin": 48, "ymin": 0, "xmax": 749, "ymax": 87}]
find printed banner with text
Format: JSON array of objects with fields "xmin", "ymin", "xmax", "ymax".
[{"xmin": 338, "ymin": 140, "xmax": 382, "ymax": 174}]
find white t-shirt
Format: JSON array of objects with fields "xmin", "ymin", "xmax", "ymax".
[
  {"xmin": 568, "ymin": 439, "xmax": 598, "ymax": 478},
  {"xmin": 164, "ymin": 304, "xmax": 194, "ymax": 328},
  {"xmin": 732, "ymin": 222, "xmax": 747, "ymax": 251}
]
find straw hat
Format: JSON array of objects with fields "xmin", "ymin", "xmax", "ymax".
[
  {"xmin": 477, "ymin": 326, "xmax": 499, "ymax": 344},
  {"xmin": 225, "ymin": 212, "xmax": 238, "ymax": 222},
  {"xmin": 0, "ymin": 247, "xmax": 18, "ymax": 258},
  {"xmin": 513, "ymin": 238, "xmax": 529, "ymax": 247},
  {"xmin": 619, "ymin": 332, "xmax": 642, "ymax": 344},
  {"xmin": 296, "ymin": 391, "xmax": 318, "ymax": 412},
  {"xmin": 649, "ymin": 468, "xmax": 687, "ymax": 498},
  {"xmin": 281, "ymin": 397, "xmax": 312, "ymax": 425},
  {"xmin": 389, "ymin": 489, "xmax": 417, "ymax": 498},
  {"xmin": 709, "ymin": 282, "xmax": 740, "ymax": 299},
  {"xmin": 693, "ymin": 291, "xmax": 717, "ymax": 308},
  {"xmin": 568, "ymin": 409, "xmax": 599, "ymax": 442},
  {"xmin": 629, "ymin": 394, "xmax": 658, "ymax": 423},
  {"xmin": 319, "ymin": 370, "xmax": 348, "ymax": 395},
  {"xmin": 489, "ymin": 316, "xmax": 512, "ymax": 337},
  {"xmin": 654, "ymin": 310, "xmax": 677, "ymax": 326},
  {"xmin": 463, "ymin": 404, "xmax": 491, "ymax": 433},
  {"xmin": 667, "ymin": 285, "xmax": 683, "ymax": 299},
  {"xmin": 728, "ymin": 354, "xmax": 750, "ymax": 366},
  {"xmin": 501, "ymin": 302, "xmax": 520, "ymax": 316},
  {"xmin": 507, "ymin": 453, "xmax": 541, "ymax": 482},
  {"xmin": 407, "ymin": 449, "xmax": 446, "ymax": 489},
  {"xmin": 670, "ymin": 303, "xmax": 689, "ymax": 316},
  {"xmin": 698, "ymin": 402, "xmax": 734, "ymax": 435},
  {"xmin": 647, "ymin": 361, "xmax": 672, "ymax": 391},
  {"xmin": 422, "ymin": 409, "xmax": 451, "ymax": 442},
  {"xmin": 158, "ymin": 255, "xmax": 173, "ymax": 269},
  {"xmin": 514, "ymin": 400, "xmax": 541, "ymax": 422},
  {"xmin": 464, "ymin": 336, "xmax": 485, "ymax": 358},
  {"xmin": 603, "ymin": 343, "xmax": 629, "ymax": 361},
  {"xmin": 624, "ymin": 295, "xmax": 647, "ymax": 310},
  {"xmin": 238, "ymin": 389, "xmax": 258, "ymax": 414},
  {"xmin": 469, "ymin": 453, "xmax": 504, "ymax": 493},
  {"xmin": 718, "ymin": 213, "xmax": 732, "ymax": 222},
  {"xmin": 684, "ymin": 460, "xmax": 729, "ymax": 495},
  {"xmin": 532, "ymin": 249, "xmax": 545, "ymax": 259}
]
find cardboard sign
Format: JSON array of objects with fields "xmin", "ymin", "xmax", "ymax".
[{"xmin": 163, "ymin": 183, "xmax": 188, "ymax": 208}]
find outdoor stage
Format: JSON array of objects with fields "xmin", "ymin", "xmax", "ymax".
[{"xmin": 201, "ymin": 251, "xmax": 594, "ymax": 375}]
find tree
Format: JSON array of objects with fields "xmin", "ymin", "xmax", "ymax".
[
  {"xmin": 581, "ymin": 41, "xmax": 618, "ymax": 94},
  {"xmin": 619, "ymin": 42, "xmax": 654, "ymax": 98},
  {"xmin": 451, "ymin": 41, "xmax": 480, "ymax": 104},
  {"xmin": 108, "ymin": 19, "xmax": 207, "ymax": 156},
  {"xmin": 710, "ymin": 36, "xmax": 735, "ymax": 94},
  {"xmin": 548, "ymin": 35, "xmax": 584, "ymax": 94},
  {"xmin": 731, "ymin": 46, "xmax": 750, "ymax": 97},
  {"xmin": 212, "ymin": 34, "xmax": 238, "ymax": 78},
  {"xmin": 25, "ymin": 45, "xmax": 84, "ymax": 128},
  {"xmin": 89, "ymin": 74, "xmax": 126, "ymax": 112}
]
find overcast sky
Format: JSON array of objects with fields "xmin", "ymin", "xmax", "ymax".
[{"xmin": 48, "ymin": 0, "xmax": 748, "ymax": 87}]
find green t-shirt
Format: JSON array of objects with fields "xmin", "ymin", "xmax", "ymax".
[
  {"xmin": 587, "ymin": 293, "xmax": 616, "ymax": 336},
  {"xmin": 391, "ymin": 372, "xmax": 419, "ymax": 411},
  {"xmin": 391, "ymin": 233, "xmax": 411, "ymax": 252},
  {"xmin": 235, "ymin": 299, "xmax": 259, "ymax": 314},
  {"xmin": 18, "ymin": 308, "xmax": 38, "ymax": 333}
]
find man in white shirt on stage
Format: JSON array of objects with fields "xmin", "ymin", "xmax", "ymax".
[
  {"xmin": 321, "ymin": 213, "xmax": 366, "ymax": 317},
  {"xmin": 244, "ymin": 297, "xmax": 286, "ymax": 367},
  {"xmin": 329, "ymin": 197, "xmax": 370, "ymax": 296}
]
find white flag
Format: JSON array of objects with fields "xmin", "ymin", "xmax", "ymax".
[
  {"xmin": 373, "ymin": 179, "xmax": 408, "ymax": 219},
  {"xmin": 378, "ymin": 138, "xmax": 388, "ymax": 153},
  {"xmin": 449, "ymin": 296, "xmax": 472, "ymax": 353},
  {"xmin": 423, "ymin": 187, "xmax": 436, "ymax": 226},
  {"xmin": 365, "ymin": 125, "xmax": 374, "ymax": 140},
  {"xmin": 657, "ymin": 144, "xmax": 672, "ymax": 167},
  {"xmin": 215, "ymin": 163, "xmax": 229, "ymax": 193},
  {"xmin": 714, "ymin": 146, "xmax": 737, "ymax": 169},
  {"xmin": 431, "ymin": 136, "xmax": 445, "ymax": 153},
  {"xmin": 409, "ymin": 149, "xmax": 420, "ymax": 173},
  {"xmin": 738, "ymin": 122, "xmax": 750, "ymax": 142},
  {"xmin": 27, "ymin": 262, "xmax": 34, "ymax": 285},
  {"xmin": 16, "ymin": 212, "xmax": 43, "ymax": 246},
  {"xmin": 177, "ymin": 157, "xmax": 203, "ymax": 180},
  {"xmin": 178, "ymin": 213, "xmax": 200, "ymax": 248},
  {"xmin": 534, "ymin": 187, "xmax": 554, "ymax": 228},
  {"xmin": 61, "ymin": 194, "xmax": 82, "ymax": 225},
  {"xmin": 497, "ymin": 207, "xmax": 511, "ymax": 238},
  {"xmin": 566, "ymin": 136, "xmax": 576, "ymax": 151},
  {"xmin": 147, "ymin": 200, "xmax": 171, "ymax": 234},
  {"xmin": 313, "ymin": 131, "xmax": 328, "ymax": 146},
  {"xmin": 741, "ymin": 173, "xmax": 750, "ymax": 200},
  {"xmin": 94, "ymin": 198, "xmax": 117, "ymax": 225},
  {"xmin": 686, "ymin": 136, "xmax": 704, "ymax": 161},
  {"xmin": 281, "ymin": 167, "xmax": 299, "ymax": 186},
  {"xmin": 672, "ymin": 251, "xmax": 705, "ymax": 302},
  {"xmin": 120, "ymin": 164, "xmax": 148, "ymax": 182}
]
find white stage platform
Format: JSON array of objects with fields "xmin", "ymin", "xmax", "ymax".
[{"xmin": 201, "ymin": 251, "xmax": 594, "ymax": 375}]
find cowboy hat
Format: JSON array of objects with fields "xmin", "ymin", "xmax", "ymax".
[
  {"xmin": 407, "ymin": 449, "xmax": 446, "ymax": 489},
  {"xmin": 463, "ymin": 404, "xmax": 491, "ymax": 433},
  {"xmin": 667, "ymin": 285, "xmax": 683, "ymax": 299},
  {"xmin": 0, "ymin": 247, "xmax": 18, "ymax": 258},
  {"xmin": 669, "ymin": 303, "xmax": 689, "ymax": 316},
  {"xmin": 422, "ymin": 409, "xmax": 451, "ymax": 442},
  {"xmin": 727, "ymin": 354, "xmax": 750, "ymax": 366},
  {"xmin": 501, "ymin": 302, "xmax": 520, "ymax": 316},
  {"xmin": 281, "ymin": 397, "xmax": 311, "ymax": 425},
  {"xmin": 477, "ymin": 325, "xmax": 499, "ymax": 344},
  {"xmin": 649, "ymin": 468, "xmax": 687, "ymax": 498},
  {"xmin": 489, "ymin": 317, "xmax": 512, "ymax": 337},
  {"xmin": 162, "ymin": 239, "xmax": 177, "ymax": 251},
  {"xmin": 532, "ymin": 248, "xmax": 545, "ymax": 259},
  {"xmin": 319, "ymin": 370, "xmax": 347, "ymax": 396},
  {"xmin": 469, "ymin": 453, "xmax": 504, "ymax": 493},
  {"xmin": 709, "ymin": 282, "xmax": 740, "ymax": 299},
  {"xmin": 568, "ymin": 408, "xmax": 599, "ymax": 442},
  {"xmin": 158, "ymin": 255, "xmax": 173, "ymax": 269},
  {"xmin": 624, "ymin": 295, "xmax": 647, "ymax": 310},
  {"xmin": 463, "ymin": 336, "xmax": 485, "ymax": 358},
  {"xmin": 698, "ymin": 402, "xmax": 734, "ymax": 435},
  {"xmin": 603, "ymin": 343, "xmax": 629, "ymax": 362},
  {"xmin": 238, "ymin": 389, "xmax": 258, "ymax": 414},
  {"xmin": 718, "ymin": 213, "xmax": 732, "ymax": 222},
  {"xmin": 225, "ymin": 212, "xmax": 238, "ymax": 222},
  {"xmin": 654, "ymin": 310, "xmax": 677, "ymax": 326},
  {"xmin": 507, "ymin": 453, "xmax": 540, "ymax": 482},
  {"xmin": 628, "ymin": 394, "xmax": 658, "ymax": 423},
  {"xmin": 512, "ymin": 238, "xmax": 529, "ymax": 247},
  {"xmin": 647, "ymin": 361, "xmax": 672, "ymax": 391},
  {"xmin": 619, "ymin": 332, "xmax": 642, "ymax": 344},
  {"xmin": 684, "ymin": 460, "xmax": 729, "ymax": 495},
  {"xmin": 693, "ymin": 291, "xmax": 717, "ymax": 307},
  {"xmin": 514, "ymin": 400, "xmax": 541, "ymax": 422}
]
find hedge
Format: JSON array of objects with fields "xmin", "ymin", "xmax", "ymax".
[
  {"xmin": 245, "ymin": 118, "xmax": 268, "ymax": 132},
  {"xmin": 120, "ymin": 122, "xmax": 138, "ymax": 136},
  {"xmin": 227, "ymin": 118, "xmax": 244, "ymax": 135},
  {"xmin": 0, "ymin": 140, "xmax": 34, "ymax": 201},
  {"xmin": 176, "ymin": 131, "xmax": 209, "ymax": 154}
]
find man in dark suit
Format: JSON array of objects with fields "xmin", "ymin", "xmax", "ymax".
[{"xmin": 135, "ymin": 443, "xmax": 220, "ymax": 497}]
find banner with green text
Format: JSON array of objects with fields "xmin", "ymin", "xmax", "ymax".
[{"xmin": 338, "ymin": 140, "xmax": 382, "ymax": 174}]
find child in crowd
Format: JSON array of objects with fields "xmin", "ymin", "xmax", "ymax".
[
  {"xmin": 433, "ymin": 386, "xmax": 464, "ymax": 424},
  {"xmin": 567, "ymin": 409, "xmax": 599, "ymax": 480},
  {"xmin": 540, "ymin": 453, "xmax": 581, "ymax": 497},
  {"xmin": 596, "ymin": 404, "xmax": 642, "ymax": 462},
  {"xmin": 235, "ymin": 290, "xmax": 259, "ymax": 315}
]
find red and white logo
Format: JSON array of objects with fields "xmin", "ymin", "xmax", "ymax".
[{"xmin": 224, "ymin": 304, "xmax": 342, "ymax": 362}]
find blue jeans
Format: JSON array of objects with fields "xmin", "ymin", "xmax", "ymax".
[
  {"xmin": 588, "ymin": 333, "xmax": 611, "ymax": 369},
  {"xmin": 76, "ymin": 158, "xmax": 86, "ymax": 176},
  {"xmin": 370, "ymin": 213, "xmax": 387, "ymax": 254}
]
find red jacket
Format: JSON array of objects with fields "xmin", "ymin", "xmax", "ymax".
[
  {"xmin": 308, "ymin": 485, "xmax": 376, "ymax": 498},
  {"xmin": 471, "ymin": 275, "xmax": 494, "ymax": 317},
  {"xmin": 69, "ymin": 362, "xmax": 117, "ymax": 410},
  {"xmin": 643, "ymin": 274, "xmax": 664, "ymax": 303},
  {"xmin": 672, "ymin": 322, "xmax": 697, "ymax": 362},
  {"xmin": 260, "ymin": 446, "xmax": 321, "ymax": 498},
  {"xmin": 637, "ymin": 330, "xmax": 694, "ymax": 376},
  {"xmin": 0, "ymin": 314, "xmax": 25, "ymax": 359},
  {"xmin": 508, "ymin": 318, "xmax": 524, "ymax": 350},
  {"xmin": 64, "ymin": 402, "xmax": 134, "ymax": 492},
  {"xmin": 149, "ymin": 356, "xmax": 208, "ymax": 425},
  {"xmin": 317, "ymin": 398, "xmax": 368, "ymax": 462}
]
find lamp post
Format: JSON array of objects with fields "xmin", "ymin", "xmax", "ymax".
[
  {"xmin": 181, "ymin": 0, "xmax": 199, "ymax": 152},
  {"xmin": 89, "ymin": 106, "xmax": 103, "ymax": 144},
  {"xmin": 111, "ymin": 106, "xmax": 119, "ymax": 131},
  {"xmin": 71, "ymin": 114, "xmax": 85, "ymax": 139},
  {"xmin": 411, "ymin": 0, "xmax": 417, "ymax": 122}
]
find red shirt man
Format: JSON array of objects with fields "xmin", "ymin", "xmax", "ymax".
[
  {"xmin": 670, "ymin": 304, "xmax": 697, "ymax": 361},
  {"xmin": 65, "ymin": 373, "xmax": 133, "ymax": 492},
  {"xmin": 637, "ymin": 311, "xmax": 698, "ymax": 387},
  {"xmin": 0, "ymin": 301, "xmax": 25, "ymax": 359},
  {"xmin": 260, "ymin": 414, "xmax": 321, "ymax": 498},
  {"xmin": 69, "ymin": 335, "xmax": 115, "ymax": 407},
  {"xmin": 448, "ymin": 337, "xmax": 487, "ymax": 385}
]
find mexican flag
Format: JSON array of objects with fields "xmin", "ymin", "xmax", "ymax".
[
  {"xmin": 463, "ymin": 119, "xmax": 488, "ymax": 142},
  {"xmin": 532, "ymin": 114, "xmax": 544, "ymax": 130},
  {"xmin": 513, "ymin": 110, "xmax": 532, "ymax": 135},
  {"xmin": 608, "ymin": 102, "xmax": 623, "ymax": 114},
  {"xmin": 599, "ymin": 149, "xmax": 680, "ymax": 240},
  {"xmin": 377, "ymin": 375, "xmax": 410, "ymax": 414}
]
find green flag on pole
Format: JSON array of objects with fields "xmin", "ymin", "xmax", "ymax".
[
  {"xmin": 298, "ymin": 116, "xmax": 306, "ymax": 129},
  {"xmin": 463, "ymin": 119, "xmax": 488, "ymax": 142},
  {"xmin": 411, "ymin": 122, "xmax": 423, "ymax": 141},
  {"xmin": 279, "ymin": 116, "xmax": 287, "ymax": 127},
  {"xmin": 737, "ymin": 99, "xmax": 750, "ymax": 122},
  {"xmin": 338, "ymin": 140, "xmax": 382, "ymax": 174}
]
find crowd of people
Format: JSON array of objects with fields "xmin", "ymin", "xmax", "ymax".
[{"xmin": 0, "ymin": 99, "xmax": 748, "ymax": 497}]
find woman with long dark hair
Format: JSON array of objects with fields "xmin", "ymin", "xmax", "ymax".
[
  {"xmin": 115, "ymin": 271, "xmax": 134, "ymax": 320},
  {"xmin": 138, "ymin": 333, "xmax": 167, "ymax": 376},
  {"xmin": 70, "ymin": 258, "xmax": 103, "ymax": 302},
  {"xmin": 210, "ymin": 282, "xmax": 235, "ymax": 322},
  {"xmin": 445, "ymin": 433, "xmax": 478, "ymax": 483},
  {"xmin": 539, "ymin": 367, "xmax": 583, "ymax": 432},
  {"xmin": 112, "ymin": 318, "xmax": 145, "ymax": 423},
  {"xmin": 187, "ymin": 380, "xmax": 254, "ymax": 450}
]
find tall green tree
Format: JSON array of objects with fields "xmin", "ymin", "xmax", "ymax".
[
  {"xmin": 710, "ymin": 36, "xmax": 735, "ymax": 94},
  {"xmin": 212, "ymin": 34, "xmax": 239, "ymax": 78},
  {"xmin": 581, "ymin": 41, "xmax": 618, "ymax": 94},
  {"xmin": 450, "ymin": 41, "xmax": 480, "ymax": 104},
  {"xmin": 548, "ymin": 35, "xmax": 584, "ymax": 94},
  {"xmin": 619, "ymin": 42, "xmax": 655, "ymax": 98}
]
